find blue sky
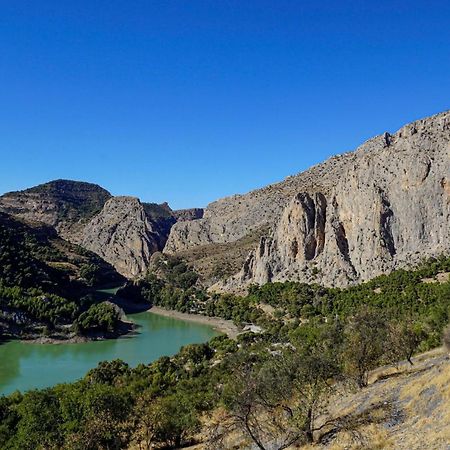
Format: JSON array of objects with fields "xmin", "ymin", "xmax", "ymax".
[{"xmin": 1, "ymin": 1, "xmax": 449, "ymax": 209}]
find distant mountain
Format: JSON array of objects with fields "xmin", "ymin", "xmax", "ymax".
[
  {"xmin": 164, "ymin": 110, "xmax": 450, "ymax": 290},
  {"xmin": 0, "ymin": 180, "xmax": 204, "ymax": 278},
  {"xmin": 2, "ymin": 111, "xmax": 448, "ymax": 286}
]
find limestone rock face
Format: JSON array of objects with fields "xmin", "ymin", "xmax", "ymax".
[
  {"xmin": 0, "ymin": 180, "xmax": 203, "ymax": 279},
  {"xmin": 80, "ymin": 196, "xmax": 160, "ymax": 278},
  {"xmin": 220, "ymin": 111, "xmax": 450, "ymax": 290},
  {"xmin": 164, "ymin": 153, "xmax": 351, "ymax": 254}
]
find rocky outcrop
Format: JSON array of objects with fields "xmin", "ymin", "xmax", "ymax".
[
  {"xmin": 173, "ymin": 208, "xmax": 204, "ymax": 222},
  {"xmin": 79, "ymin": 198, "xmax": 203, "ymax": 278},
  {"xmin": 164, "ymin": 146, "xmax": 357, "ymax": 255},
  {"xmin": 80, "ymin": 196, "xmax": 161, "ymax": 278},
  {"xmin": 0, "ymin": 181, "xmax": 203, "ymax": 279},
  {"xmin": 219, "ymin": 111, "xmax": 450, "ymax": 290}
]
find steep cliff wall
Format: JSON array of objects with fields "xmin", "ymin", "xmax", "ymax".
[
  {"xmin": 162, "ymin": 111, "xmax": 450, "ymax": 290},
  {"xmin": 164, "ymin": 153, "xmax": 351, "ymax": 254},
  {"xmin": 79, "ymin": 197, "xmax": 160, "ymax": 278},
  {"xmin": 220, "ymin": 111, "xmax": 450, "ymax": 290}
]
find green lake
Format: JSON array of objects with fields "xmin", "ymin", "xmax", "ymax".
[{"xmin": 0, "ymin": 311, "xmax": 218, "ymax": 396}]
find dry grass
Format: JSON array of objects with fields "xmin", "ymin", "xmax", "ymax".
[
  {"xmin": 175, "ymin": 227, "xmax": 268, "ymax": 284},
  {"xmin": 325, "ymin": 424, "xmax": 393, "ymax": 450},
  {"xmin": 131, "ymin": 350, "xmax": 450, "ymax": 450},
  {"xmin": 307, "ymin": 348, "xmax": 449, "ymax": 449}
]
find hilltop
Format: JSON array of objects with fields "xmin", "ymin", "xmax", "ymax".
[{"xmin": 0, "ymin": 181, "xmax": 203, "ymax": 278}]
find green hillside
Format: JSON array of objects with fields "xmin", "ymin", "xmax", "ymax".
[{"xmin": 0, "ymin": 212, "xmax": 125, "ymax": 340}]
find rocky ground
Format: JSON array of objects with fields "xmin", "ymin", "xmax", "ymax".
[{"xmin": 313, "ymin": 348, "xmax": 450, "ymax": 449}]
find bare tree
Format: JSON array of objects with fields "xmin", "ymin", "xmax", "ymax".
[{"xmin": 217, "ymin": 348, "xmax": 339, "ymax": 449}]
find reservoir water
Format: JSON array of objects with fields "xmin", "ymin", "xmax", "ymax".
[{"xmin": 0, "ymin": 310, "xmax": 218, "ymax": 396}]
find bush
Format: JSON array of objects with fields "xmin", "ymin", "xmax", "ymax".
[{"xmin": 74, "ymin": 302, "xmax": 120, "ymax": 335}]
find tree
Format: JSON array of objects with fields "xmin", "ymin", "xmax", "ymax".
[
  {"xmin": 130, "ymin": 391, "xmax": 194, "ymax": 450},
  {"xmin": 86, "ymin": 359, "xmax": 130, "ymax": 385},
  {"xmin": 79, "ymin": 263, "xmax": 99, "ymax": 287},
  {"xmin": 14, "ymin": 389, "xmax": 63, "ymax": 450},
  {"xmin": 130, "ymin": 392, "xmax": 161, "ymax": 450},
  {"xmin": 150, "ymin": 392, "xmax": 200, "ymax": 448},
  {"xmin": 220, "ymin": 354, "xmax": 290, "ymax": 450},
  {"xmin": 0, "ymin": 394, "xmax": 21, "ymax": 448},
  {"xmin": 342, "ymin": 308, "xmax": 389, "ymax": 388},
  {"xmin": 284, "ymin": 351, "xmax": 339, "ymax": 443},
  {"xmin": 219, "ymin": 348, "xmax": 339, "ymax": 449},
  {"xmin": 443, "ymin": 323, "xmax": 450, "ymax": 353},
  {"xmin": 65, "ymin": 383, "xmax": 133, "ymax": 450},
  {"xmin": 388, "ymin": 320, "xmax": 426, "ymax": 365},
  {"xmin": 74, "ymin": 302, "xmax": 120, "ymax": 335}
]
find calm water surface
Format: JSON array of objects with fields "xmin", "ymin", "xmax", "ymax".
[{"xmin": 0, "ymin": 310, "xmax": 218, "ymax": 395}]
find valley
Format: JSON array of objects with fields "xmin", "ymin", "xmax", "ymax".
[{"xmin": 0, "ymin": 110, "xmax": 448, "ymax": 449}]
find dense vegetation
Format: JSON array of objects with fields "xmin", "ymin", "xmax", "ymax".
[
  {"xmin": 0, "ymin": 255, "xmax": 442, "ymax": 448},
  {"xmin": 121, "ymin": 254, "xmax": 450, "ymax": 351},
  {"xmin": 0, "ymin": 306, "xmax": 448, "ymax": 449},
  {"xmin": 74, "ymin": 302, "xmax": 122, "ymax": 335},
  {"xmin": 0, "ymin": 213, "xmax": 124, "ymax": 339}
]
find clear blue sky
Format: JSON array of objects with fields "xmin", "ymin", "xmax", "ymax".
[{"xmin": 1, "ymin": 1, "xmax": 449, "ymax": 209}]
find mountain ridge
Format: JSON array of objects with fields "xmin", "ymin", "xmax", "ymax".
[
  {"xmin": 0, "ymin": 180, "xmax": 204, "ymax": 278},
  {"xmin": 1, "ymin": 110, "xmax": 448, "ymax": 285},
  {"xmin": 164, "ymin": 109, "xmax": 450, "ymax": 290}
]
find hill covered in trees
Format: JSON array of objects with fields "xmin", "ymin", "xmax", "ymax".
[{"xmin": 0, "ymin": 212, "xmax": 127, "ymax": 340}]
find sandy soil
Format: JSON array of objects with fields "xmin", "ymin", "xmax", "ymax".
[{"xmin": 148, "ymin": 306, "xmax": 240, "ymax": 339}]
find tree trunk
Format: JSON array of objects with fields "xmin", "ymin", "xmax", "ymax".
[{"xmin": 305, "ymin": 408, "xmax": 314, "ymax": 443}]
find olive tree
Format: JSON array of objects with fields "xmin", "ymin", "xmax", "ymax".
[
  {"xmin": 342, "ymin": 308, "xmax": 389, "ymax": 388},
  {"xmin": 217, "ymin": 347, "xmax": 340, "ymax": 449}
]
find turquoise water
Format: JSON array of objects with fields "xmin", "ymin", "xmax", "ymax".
[{"xmin": 0, "ymin": 311, "xmax": 218, "ymax": 395}]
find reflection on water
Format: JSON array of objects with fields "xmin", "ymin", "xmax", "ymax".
[{"xmin": 0, "ymin": 312, "xmax": 218, "ymax": 395}]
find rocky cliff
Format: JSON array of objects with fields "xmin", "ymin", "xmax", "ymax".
[
  {"xmin": 80, "ymin": 196, "xmax": 161, "ymax": 278},
  {"xmin": 2, "ymin": 111, "xmax": 448, "ymax": 285},
  {"xmin": 0, "ymin": 180, "xmax": 204, "ymax": 279},
  {"xmin": 165, "ymin": 111, "xmax": 450, "ymax": 290},
  {"xmin": 77, "ymin": 200, "xmax": 204, "ymax": 278}
]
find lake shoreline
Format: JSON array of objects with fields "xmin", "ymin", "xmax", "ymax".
[
  {"xmin": 12, "ymin": 300, "xmax": 240, "ymax": 344},
  {"xmin": 0, "ymin": 308, "xmax": 219, "ymax": 395},
  {"xmin": 21, "ymin": 318, "xmax": 136, "ymax": 345},
  {"xmin": 148, "ymin": 306, "xmax": 240, "ymax": 339}
]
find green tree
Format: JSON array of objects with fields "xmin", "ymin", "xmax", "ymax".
[
  {"xmin": 342, "ymin": 308, "xmax": 389, "ymax": 388},
  {"xmin": 388, "ymin": 320, "xmax": 426, "ymax": 365},
  {"xmin": 14, "ymin": 389, "xmax": 63, "ymax": 450}
]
